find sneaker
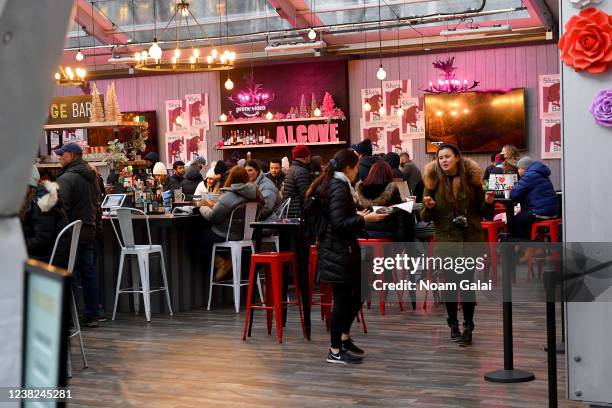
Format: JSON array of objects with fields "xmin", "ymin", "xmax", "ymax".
[
  {"xmin": 97, "ymin": 315, "xmax": 108, "ymax": 323},
  {"xmin": 83, "ymin": 317, "xmax": 99, "ymax": 328},
  {"xmin": 342, "ymin": 338, "xmax": 365, "ymax": 355},
  {"xmin": 458, "ymin": 324, "xmax": 473, "ymax": 347},
  {"xmin": 326, "ymin": 349, "xmax": 363, "ymax": 365},
  {"xmin": 448, "ymin": 320, "xmax": 462, "ymax": 342}
]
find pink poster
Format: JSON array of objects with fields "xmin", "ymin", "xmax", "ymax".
[
  {"xmin": 185, "ymin": 127, "xmax": 207, "ymax": 162},
  {"xmin": 361, "ymin": 88, "xmax": 386, "ymax": 123},
  {"xmin": 399, "ymin": 96, "xmax": 422, "ymax": 136},
  {"xmin": 184, "ymin": 93, "xmax": 209, "ymax": 130},
  {"xmin": 166, "ymin": 130, "xmax": 187, "ymax": 165},
  {"xmin": 385, "ymin": 117, "xmax": 402, "ymax": 154},
  {"xmin": 541, "ymin": 118, "xmax": 561, "ymax": 159},
  {"xmin": 360, "ymin": 119, "xmax": 387, "ymax": 155},
  {"xmin": 539, "ymin": 74, "xmax": 561, "ymax": 119},
  {"xmin": 383, "ymin": 80, "xmax": 411, "ymax": 115},
  {"xmin": 165, "ymin": 100, "xmax": 186, "ymax": 133}
]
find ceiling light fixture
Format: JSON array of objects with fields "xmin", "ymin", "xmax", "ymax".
[
  {"xmin": 55, "ymin": 65, "xmax": 87, "ymax": 86},
  {"xmin": 135, "ymin": 0, "xmax": 235, "ymax": 73},
  {"xmin": 376, "ymin": 0, "xmax": 386, "ymax": 82},
  {"xmin": 362, "ymin": 0, "xmax": 371, "ymax": 112},
  {"xmin": 440, "ymin": 24, "xmax": 513, "ymax": 36}
]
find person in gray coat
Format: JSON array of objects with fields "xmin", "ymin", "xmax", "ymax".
[{"xmin": 245, "ymin": 160, "xmax": 281, "ymax": 220}]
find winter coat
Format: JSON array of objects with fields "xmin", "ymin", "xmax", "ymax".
[
  {"xmin": 420, "ymin": 158, "xmax": 493, "ymax": 243},
  {"xmin": 164, "ymin": 176, "xmax": 181, "ymax": 192},
  {"xmin": 317, "ymin": 177, "xmax": 366, "ymax": 284},
  {"xmin": 199, "ymin": 183, "xmax": 260, "ymax": 240},
  {"xmin": 354, "ymin": 182, "xmax": 414, "ymax": 242},
  {"xmin": 256, "ymin": 170, "xmax": 281, "ymax": 220},
  {"xmin": 181, "ymin": 166, "xmax": 204, "ymax": 198},
  {"xmin": 168, "ymin": 174, "xmax": 184, "ymax": 189},
  {"xmin": 510, "ymin": 161, "xmax": 559, "ymax": 217},
  {"xmin": 282, "ymin": 160, "xmax": 313, "ymax": 218},
  {"xmin": 357, "ymin": 155, "xmax": 380, "ymax": 181},
  {"xmin": 22, "ymin": 182, "xmax": 69, "ymax": 267},
  {"xmin": 56, "ymin": 158, "xmax": 98, "ymax": 241},
  {"xmin": 266, "ymin": 172, "xmax": 285, "ymax": 192}
]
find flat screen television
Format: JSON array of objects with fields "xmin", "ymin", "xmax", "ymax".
[{"xmin": 424, "ymin": 88, "xmax": 526, "ymax": 154}]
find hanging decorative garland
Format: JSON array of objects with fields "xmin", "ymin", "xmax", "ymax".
[
  {"xmin": 590, "ymin": 88, "xmax": 612, "ymax": 127},
  {"xmin": 558, "ymin": 8, "xmax": 612, "ymax": 74}
]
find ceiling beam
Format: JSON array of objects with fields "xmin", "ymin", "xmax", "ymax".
[{"xmin": 74, "ymin": 0, "xmax": 131, "ymax": 47}]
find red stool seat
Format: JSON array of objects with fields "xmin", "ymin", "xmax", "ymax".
[
  {"xmin": 531, "ymin": 218, "xmax": 562, "ymax": 242},
  {"xmin": 243, "ymin": 252, "xmax": 306, "ymax": 343},
  {"xmin": 358, "ymin": 238, "xmax": 402, "ymax": 315}
]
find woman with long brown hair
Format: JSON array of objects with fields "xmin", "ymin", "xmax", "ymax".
[{"xmin": 420, "ymin": 144, "xmax": 494, "ymax": 346}]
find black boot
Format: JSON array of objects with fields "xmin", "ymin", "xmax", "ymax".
[
  {"xmin": 447, "ymin": 319, "xmax": 461, "ymax": 342},
  {"xmin": 458, "ymin": 323, "xmax": 474, "ymax": 347}
]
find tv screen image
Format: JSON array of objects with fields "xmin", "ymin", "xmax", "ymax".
[{"xmin": 424, "ymin": 88, "xmax": 526, "ymax": 154}]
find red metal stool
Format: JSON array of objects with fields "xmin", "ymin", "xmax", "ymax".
[
  {"xmin": 358, "ymin": 238, "xmax": 402, "ymax": 315},
  {"xmin": 481, "ymin": 220, "xmax": 506, "ymax": 285},
  {"xmin": 527, "ymin": 218, "xmax": 562, "ymax": 282},
  {"xmin": 243, "ymin": 252, "xmax": 306, "ymax": 343},
  {"xmin": 308, "ymin": 245, "xmax": 367, "ymax": 333}
]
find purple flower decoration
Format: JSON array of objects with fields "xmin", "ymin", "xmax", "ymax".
[{"xmin": 591, "ymin": 89, "xmax": 612, "ymax": 127}]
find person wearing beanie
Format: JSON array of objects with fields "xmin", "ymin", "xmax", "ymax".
[
  {"xmin": 351, "ymin": 139, "xmax": 379, "ymax": 181},
  {"xmin": 510, "ymin": 157, "xmax": 559, "ymax": 249},
  {"xmin": 382, "ymin": 152, "xmax": 410, "ymax": 183},
  {"xmin": 282, "ymin": 144, "xmax": 313, "ymax": 218},
  {"xmin": 194, "ymin": 167, "xmax": 221, "ymax": 198},
  {"xmin": 180, "ymin": 164, "xmax": 205, "ymax": 200},
  {"xmin": 152, "ymin": 162, "xmax": 176, "ymax": 192},
  {"xmin": 213, "ymin": 160, "xmax": 230, "ymax": 187}
]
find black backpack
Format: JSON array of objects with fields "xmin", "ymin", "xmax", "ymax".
[{"xmin": 302, "ymin": 192, "xmax": 328, "ymax": 241}]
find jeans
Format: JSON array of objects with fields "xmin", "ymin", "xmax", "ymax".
[
  {"xmin": 514, "ymin": 210, "xmax": 536, "ymax": 240},
  {"xmin": 443, "ymin": 268, "xmax": 476, "ymax": 327},
  {"xmin": 73, "ymin": 239, "xmax": 100, "ymax": 319},
  {"xmin": 199, "ymin": 226, "xmax": 226, "ymax": 260},
  {"xmin": 330, "ymin": 283, "xmax": 363, "ymax": 349}
]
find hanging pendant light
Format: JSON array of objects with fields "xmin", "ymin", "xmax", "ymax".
[
  {"xmin": 378, "ymin": 105, "xmax": 386, "ymax": 116},
  {"xmin": 175, "ymin": 115, "xmax": 183, "ymax": 125},
  {"xmin": 76, "ymin": 50, "xmax": 84, "ymax": 61},
  {"xmin": 363, "ymin": 101, "xmax": 371, "ymax": 112},
  {"xmin": 224, "ymin": 77, "xmax": 234, "ymax": 90},
  {"xmin": 396, "ymin": 107, "xmax": 404, "ymax": 116},
  {"xmin": 376, "ymin": 65, "xmax": 387, "ymax": 80},
  {"xmin": 149, "ymin": 39, "xmax": 163, "ymax": 60},
  {"xmin": 308, "ymin": 28, "xmax": 317, "ymax": 40}
]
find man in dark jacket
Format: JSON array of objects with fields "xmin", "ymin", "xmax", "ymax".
[
  {"xmin": 266, "ymin": 158, "xmax": 285, "ymax": 191},
  {"xmin": 180, "ymin": 164, "xmax": 203, "ymax": 199},
  {"xmin": 351, "ymin": 139, "xmax": 379, "ymax": 181},
  {"xmin": 399, "ymin": 152, "xmax": 423, "ymax": 194},
  {"xmin": 55, "ymin": 142, "xmax": 101, "ymax": 327},
  {"xmin": 510, "ymin": 157, "xmax": 560, "ymax": 240},
  {"xmin": 382, "ymin": 152, "xmax": 410, "ymax": 183},
  {"xmin": 169, "ymin": 160, "xmax": 186, "ymax": 189},
  {"xmin": 282, "ymin": 145, "xmax": 313, "ymax": 219}
]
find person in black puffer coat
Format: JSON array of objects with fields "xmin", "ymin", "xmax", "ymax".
[
  {"xmin": 20, "ymin": 176, "xmax": 69, "ymax": 268},
  {"xmin": 308, "ymin": 149, "xmax": 387, "ymax": 365},
  {"xmin": 354, "ymin": 160, "xmax": 414, "ymax": 242},
  {"xmin": 282, "ymin": 145, "xmax": 313, "ymax": 219},
  {"xmin": 351, "ymin": 139, "xmax": 380, "ymax": 181},
  {"xmin": 382, "ymin": 152, "xmax": 410, "ymax": 183},
  {"xmin": 181, "ymin": 164, "xmax": 204, "ymax": 200}
]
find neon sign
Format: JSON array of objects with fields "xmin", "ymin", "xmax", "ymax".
[{"xmin": 228, "ymin": 73, "xmax": 275, "ymax": 117}]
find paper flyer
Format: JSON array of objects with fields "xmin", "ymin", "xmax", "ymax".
[
  {"xmin": 165, "ymin": 99, "xmax": 186, "ymax": 133},
  {"xmin": 361, "ymin": 88, "xmax": 386, "ymax": 123},
  {"xmin": 184, "ymin": 93, "xmax": 210, "ymax": 130},
  {"xmin": 399, "ymin": 96, "xmax": 425, "ymax": 138},
  {"xmin": 185, "ymin": 127, "xmax": 207, "ymax": 163},
  {"xmin": 166, "ymin": 130, "xmax": 188, "ymax": 165},
  {"xmin": 385, "ymin": 117, "xmax": 402, "ymax": 154},
  {"xmin": 539, "ymin": 74, "xmax": 561, "ymax": 120},
  {"xmin": 360, "ymin": 119, "xmax": 387, "ymax": 155},
  {"xmin": 383, "ymin": 80, "xmax": 411, "ymax": 115}
]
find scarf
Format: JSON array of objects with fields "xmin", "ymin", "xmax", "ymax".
[{"xmin": 334, "ymin": 171, "xmax": 356, "ymax": 198}]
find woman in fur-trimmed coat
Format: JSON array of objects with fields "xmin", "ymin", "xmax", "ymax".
[{"xmin": 419, "ymin": 144, "xmax": 494, "ymax": 346}]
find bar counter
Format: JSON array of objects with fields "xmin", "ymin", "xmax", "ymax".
[{"xmin": 97, "ymin": 213, "xmax": 214, "ymax": 315}]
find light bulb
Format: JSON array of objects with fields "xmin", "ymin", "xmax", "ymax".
[
  {"xmin": 220, "ymin": 55, "xmax": 227, "ymax": 63},
  {"xmin": 363, "ymin": 102, "xmax": 371, "ymax": 112},
  {"xmin": 308, "ymin": 28, "xmax": 317, "ymax": 40},
  {"xmin": 188, "ymin": 56, "xmax": 195, "ymax": 64},
  {"xmin": 376, "ymin": 65, "xmax": 387, "ymax": 80},
  {"xmin": 378, "ymin": 105, "xmax": 386, "ymax": 116},
  {"xmin": 149, "ymin": 40, "xmax": 162, "ymax": 60},
  {"xmin": 171, "ymin": 56, "xmax": 177, "ymax": 64},
  {"xmin": 54, "ymin": 72, "xmax": 61, "ymax": 80},
  {"xmin": 206, "ymin": 55, "xmax": 213, "ymax": 64},
  {"xmin": 396, "ymin": 107, "xmax": 404, "ymax": 116},
  {"xmin": 265, "ymin": 111, "xmax": 273, "ymax": 120},
  {"xmin": 175, "ymin": 115, "xmax": 183, "ymax": 124},
  {"xmin": 314, "ymin": 107, "xmax": 322, "ymax": 117},
  {"xmin": 134, "ymin": 51, "xmax": 141, "ymax": 62},
  {"xmin": 76, "ymin": 50, "xmax": 84, "ymax": 61},
  {"xmin": 65, "ymin": 66, "xmax": 72, "ymax": 74},
  {"xmin": 224, "ymin": 78, "xmax": 234, "ymax": 90},
  {"xmin": 193, "ymin": 48, "xmax": 200, "ymax": 58},
  {"xmin": 219, "ymin": 113, "xmax": 228, "ymax": 122},
  {"xmin": 211, "ymin": 49, "xmax": 218, "ymax": 58},
  {"xmin": 141, "ymin": 50, "xmax": 148, "ymax": 60},
  {"xmin": 68, "ymin": 71, "xmax": 74, "ymax": 80},
  {"xmin": 229, "ymin": 52, "xmax": 236, "ymax": 62},
  {"xmin": 174, "ymin": 48, "xmax": 181, "ymax": 58},
  {"xmin": 180, "ymin": 7, "xmax": 189, "ymax": 17}
]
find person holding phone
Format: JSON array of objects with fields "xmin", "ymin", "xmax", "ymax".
[
  {"xmin": 420, "ymin": 144, "xmax": 494, "ymax": 346},
  {"xmin": 307, "ymin": 149, "xmax": 388, "ymax": 365}
]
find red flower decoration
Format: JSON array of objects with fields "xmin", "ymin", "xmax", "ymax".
[{"xmin": 558, "ymin": 8, "xmax": 612, "ymax": 73}]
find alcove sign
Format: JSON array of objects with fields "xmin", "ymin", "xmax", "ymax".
[
  {"xmin": 275, "ymin": 122, "xmax": 339, "ymax": 144},
  {"xmin": 46, "ymin": 95, "xmax": 104, "ymax": 125}
]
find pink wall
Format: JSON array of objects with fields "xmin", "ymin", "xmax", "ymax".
[
  {"xmin": 55, "ymin": 71, "xmax": 222, "ymax": 165},
  {"xmin": 349, "ymin": 43, "xmax": 561, "ymax": 187}
]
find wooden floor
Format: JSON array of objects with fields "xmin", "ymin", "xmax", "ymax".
[{"xmin": 68, "ymin": 301, "xmax": 582, "ymax": 408}]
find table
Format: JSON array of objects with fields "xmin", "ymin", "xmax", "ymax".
[
  {"xmin": 98, "ymin": 214, "xmax": 211, "ymax": 314},
  {"xmin": 249, "ymin": 219, "xmax": 311, "ymax": 339}
]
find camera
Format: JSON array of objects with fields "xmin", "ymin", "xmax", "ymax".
[{"xmin": 451, "ymin": 215, "xmax": 469, "ymax": 230}]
